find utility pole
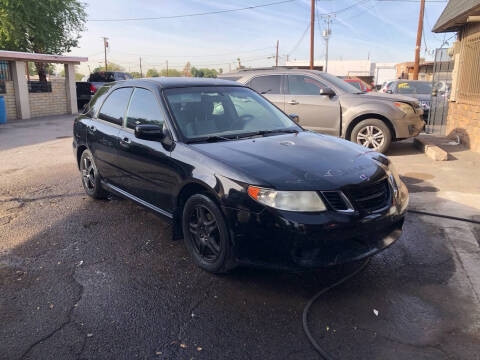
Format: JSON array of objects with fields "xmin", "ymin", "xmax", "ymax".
[
  {"xmin": 139, "ymin": 57, "xmax": 143, "ymax": 77},
  {"xmin": 102, "ymin": 37, "xmax": 109, "ymax": 71},
  {"xmin": 413, "ymin": 0, "xmax": 425, "ymax": 80},
  {"xmin": 275, "ymin": 40, "xmax": 279, "ymax": 67},
  {"xmin": 322, "ymin": 15, "xmax": 333, "ymax": 73},
  {"xmin": 309, "ymin": 0, "xmax": 315, "ymax": 69},
  {"xmin": 166, "ymin": 60, "xmax": 169, "ymax": 77}
]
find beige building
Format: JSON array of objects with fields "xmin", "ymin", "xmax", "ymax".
[
  {"xmin": 395, "ymin": 60, "xmax": 434, "ymax": 81},
  {"xmin": 433, "ymin": 0, "xmax": 480, "ymax": 152},
  {"xmin": 0, "ymin": 51, "xmax": 87, "ymax": 121}
]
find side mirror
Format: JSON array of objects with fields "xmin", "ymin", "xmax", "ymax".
[
  {"xmin": 135, "ymin": 124, "xmax": 165, "ymax": 141},
  {"xmin": 386, "ymin": 89, "xmax": 393, "ymax": 94},
  {"xmin": 320, "ymin": 87, "xmax": 335, "ymax": 97},
  {"xmin": 288, "ymin": 114, "xmax": 300, "ymax": 123}
]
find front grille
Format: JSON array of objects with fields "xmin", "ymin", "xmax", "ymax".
[
  {"xmin": 348, "ymin": 179, "xmax": 391, "ymax": 212},
  {"xmin": 321, "ymin": 191, "xmax": 350, "ymax": 211}
]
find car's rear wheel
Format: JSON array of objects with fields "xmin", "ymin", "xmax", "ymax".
[
  {"xmin": 182, "ymin": 194, "xmax": 234, "ymax": 273},
  {"xmin": 351, "ymin": 119, "xmax": 392, "ymax": 153},
  {"xmin": 79, "ymin": 149, "xmax": 107, "ymax": 199}
]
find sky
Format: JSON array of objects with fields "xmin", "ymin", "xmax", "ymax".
[{"xmin": 67, "ymin": 0, "xmax": 453, "ymax": 76}]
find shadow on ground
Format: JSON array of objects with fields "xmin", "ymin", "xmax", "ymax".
[{"xmin": 0, "ymin": 174, "xmax": 479, "ymax": 360}]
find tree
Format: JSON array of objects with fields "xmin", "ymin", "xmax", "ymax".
[
  {"xmin": 146, "ymin": 68, "xmax": 159, "ymax": 77},
  {"xmin": 0, "ymin": 0, "xmax": 87, "ymax": 81},
  {"xmin": 129, "ymin": 71, "xmax": 142, "ymax": 78},
  {"xmin": 59, "ymin": 65, "xmax": 83, "ymax": 81},
  {"xmin": 183, "ymin": 62, "xmax": 192, "ymax": 77},
  {"xmin": 27, "ymin": 62, "xmax": 54, "ymax": 77},
  {"xmin": 191, "ymin": 67, "xmax": 218, "ymax": 78},
  {"xmin": 92, "ymin": 62, "xmax": 125, "ymax": 73},
  {"xmin": 160, "ymin": 69, "xmax": 182, "ymax": 77}
]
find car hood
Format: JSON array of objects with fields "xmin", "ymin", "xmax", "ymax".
[
  {"xmin": 397, "ymin": 93, "xmax": 431, "ymax": 101},
  {"xmin": 191, "ymin": 132, "xmax": 387, "ymax": 191},
  {"xmin": 360, "ymin": 92, "xmax": 420, "ymax": 104}
]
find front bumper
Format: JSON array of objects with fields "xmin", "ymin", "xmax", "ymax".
[
  {"xmin": 394, "ymin": 112, "xmax": 425, "ymax": 139},
  {"xmin": 224, "ymin": 184, "xmax": 408, "ymax": 271}
]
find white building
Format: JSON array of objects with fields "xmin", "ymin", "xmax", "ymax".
[{"xmin": 285, "ymin": 59, "xmax": 396, "ymax": 86}]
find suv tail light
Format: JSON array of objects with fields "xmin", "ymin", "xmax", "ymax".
[{"xmin": 89, "ymin": 84, "xmax": 97, "ymax": 94}]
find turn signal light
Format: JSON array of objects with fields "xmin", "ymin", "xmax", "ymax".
[{"xmin": 247, "ymin": 186, "xmax": 260, "ymax": 200}]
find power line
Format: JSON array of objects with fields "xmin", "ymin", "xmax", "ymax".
[
  {"xmin": 112, "ymin": 47, "xmax": 275, "ymax": 59},
  {"xmin": 320, "ymin": 0, "xmax": 371, "ymax": 15},
  {"xmin": 288, "ymin": 22, "xmax": 310, "ymax": 55},
  {"xmin": 88, "ymin": 0, "xmax": 296, "ymax": 22},
  {"xmin": 375, "ymin": 0, "xmax": 446, "ymax": 2}
]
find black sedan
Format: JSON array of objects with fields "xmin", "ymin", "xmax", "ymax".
[{"xmin": 73, "ymin": 78, "xmax": 409, "ymax": 273}]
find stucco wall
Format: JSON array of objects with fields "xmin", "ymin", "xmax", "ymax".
[
  {"xmin": 29, "ymin": 79, "xmax": 67, "ymax": 118},
  {"xmin": 3, "ymin": 81, "xmax": 17, "ymax": 120}
]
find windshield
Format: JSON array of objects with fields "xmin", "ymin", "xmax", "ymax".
[
  {"xmin": 347, "ymin": 81, "xmax": 362, "ymax": 91},
  {"xmin": 395, "ymin": 81, "xmax": 432, "ymax": 94},
  {"xmin": 164, "ymin": 86, "xmax": 301, "ymax": 141},
  {"xmin": 320, "ymin": 72, "xmax": 362, "ymax": 93}
]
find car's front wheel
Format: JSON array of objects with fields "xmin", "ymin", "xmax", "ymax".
[
  {"xmin": 79, "ymin": 149, "xmax": 107, "ymax": 199},
  {"xmin": 182, "ymin": 194, "xmax": 234, "ymax": 273},
  {"xmin": 351, "ymin": 119, "xmax": 392, "ymax": 153}
]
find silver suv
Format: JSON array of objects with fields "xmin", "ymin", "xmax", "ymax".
[{"xmin": 219, "ymin": 69, "xmax": 424, "ymax": 153}]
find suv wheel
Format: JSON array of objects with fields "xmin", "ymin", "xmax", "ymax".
[
  {"xmin": 182, "ymin": 194, "xmax": 235, "ymax": 273},
  {"xmin": 79, "ymin": 149, "xmax": 107, "ymax": 199},
  {"xmin": 351, "ymin": 119, "xmax": 392, "ymax": 153}
]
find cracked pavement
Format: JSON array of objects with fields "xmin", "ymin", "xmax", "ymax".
[{"xmin": 0, "ymin": 116, "xmax": 479, "ymax": 359}]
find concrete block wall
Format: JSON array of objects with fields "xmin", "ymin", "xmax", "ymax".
[
  {"xmin": 3, "ymin": 81, "xmax": 17, "ymax": 120},
  {"xmin": 446, "ymin": 101, "xmax": 480, "ymax": 152},
  {"xmin": 29, "ymin": 79, "xmax": 67, "ymax": 118}
]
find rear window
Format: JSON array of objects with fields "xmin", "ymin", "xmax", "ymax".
[
  {"xmin": 85, "ymin": 85, "xmax": 112, "ymax": 116},
  {"xmin": 247, "ymin": 75, "xmax": 282, "ymax": 94},
  {"xmin": 88, "ymin": 72, "xmax": 116, "ymax": 82},
  {"xmin": 98, "ymin": 87, "xmax": 133, "ymax": 125},
  {"xmin": 396, "ymin": 81, "xmax": 432, "ymax": 94},
  {"xmin": 219, "ymin": 76, "xmax": 241, "ymax": 81}
]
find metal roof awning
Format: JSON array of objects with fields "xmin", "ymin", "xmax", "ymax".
[
  {"xmin": 0, "ymin": 50, "xmax": 87, "ymax": 64},
  {"xmin": 433, "ymin": 0, "xmax": 480, "ymax": 33}
]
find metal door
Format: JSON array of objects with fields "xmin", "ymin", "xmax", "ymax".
[{"xmin": 426, "ymin": 48, "xmax": 454, "ymax": 135}]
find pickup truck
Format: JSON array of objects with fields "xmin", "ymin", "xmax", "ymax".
[{"xmin": 76, "ymin": 71, "xmax": 133, "ymax": 111}]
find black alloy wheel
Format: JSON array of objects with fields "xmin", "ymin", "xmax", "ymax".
[
  {"xmin": 182, "ymin": 194, "xmax": 234, "ymax": 273},
  {"xmin": 79, "ymin": 149, "xmax": 107, "ymax": 199}
]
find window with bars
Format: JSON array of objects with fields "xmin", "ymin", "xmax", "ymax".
[
  {"xmin": 0, "ymin": 61, "xmax": 11, "ymax": 94},
  {"xmin": 457, "ymin": 25, "xmax": 480, "ymax": 105}
]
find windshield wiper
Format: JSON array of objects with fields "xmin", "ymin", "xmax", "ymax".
[
  {"xmin": 186, "ymin": 135, "xmax": 235, "ymax": 144},
  {"xmin": 238, "ymin": 128, "xmax": 299, "ymax": 138}
]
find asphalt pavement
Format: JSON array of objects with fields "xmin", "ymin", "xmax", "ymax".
[{"xmin": 1, "ymin": 116, "xmax": 479, "ymax": 360}]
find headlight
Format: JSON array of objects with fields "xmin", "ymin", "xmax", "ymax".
[
  {"xmin": 247, "ymin": 186, "xmax": 327, "ymax": 212},
  {"xmin": 394, "ymin": 102, "xmax": 415, "ymax": 115},
  {"xmin": 387, "ymin": 162, "xmax": 399, "ymax": 197}
]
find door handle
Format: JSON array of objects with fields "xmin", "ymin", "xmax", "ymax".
[
  {"xmin": 288, "ymin": 100, "xmax": 299, "ymax": 105},
  {"xmin": 120, "ymin": 137, "xmax": 131, "ymax": 147}
]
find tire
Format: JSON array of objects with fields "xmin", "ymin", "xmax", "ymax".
[
  {"xmin": 79, "ymin": 149, "xmax": 108, "ymax": 199},
  {"xmin": 350, "ymin": 118, "xmax": 392, "ymax": 153},
  {"xmin": 182, "ymin": 194, "xmax": 235, "ymax": 273}
]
